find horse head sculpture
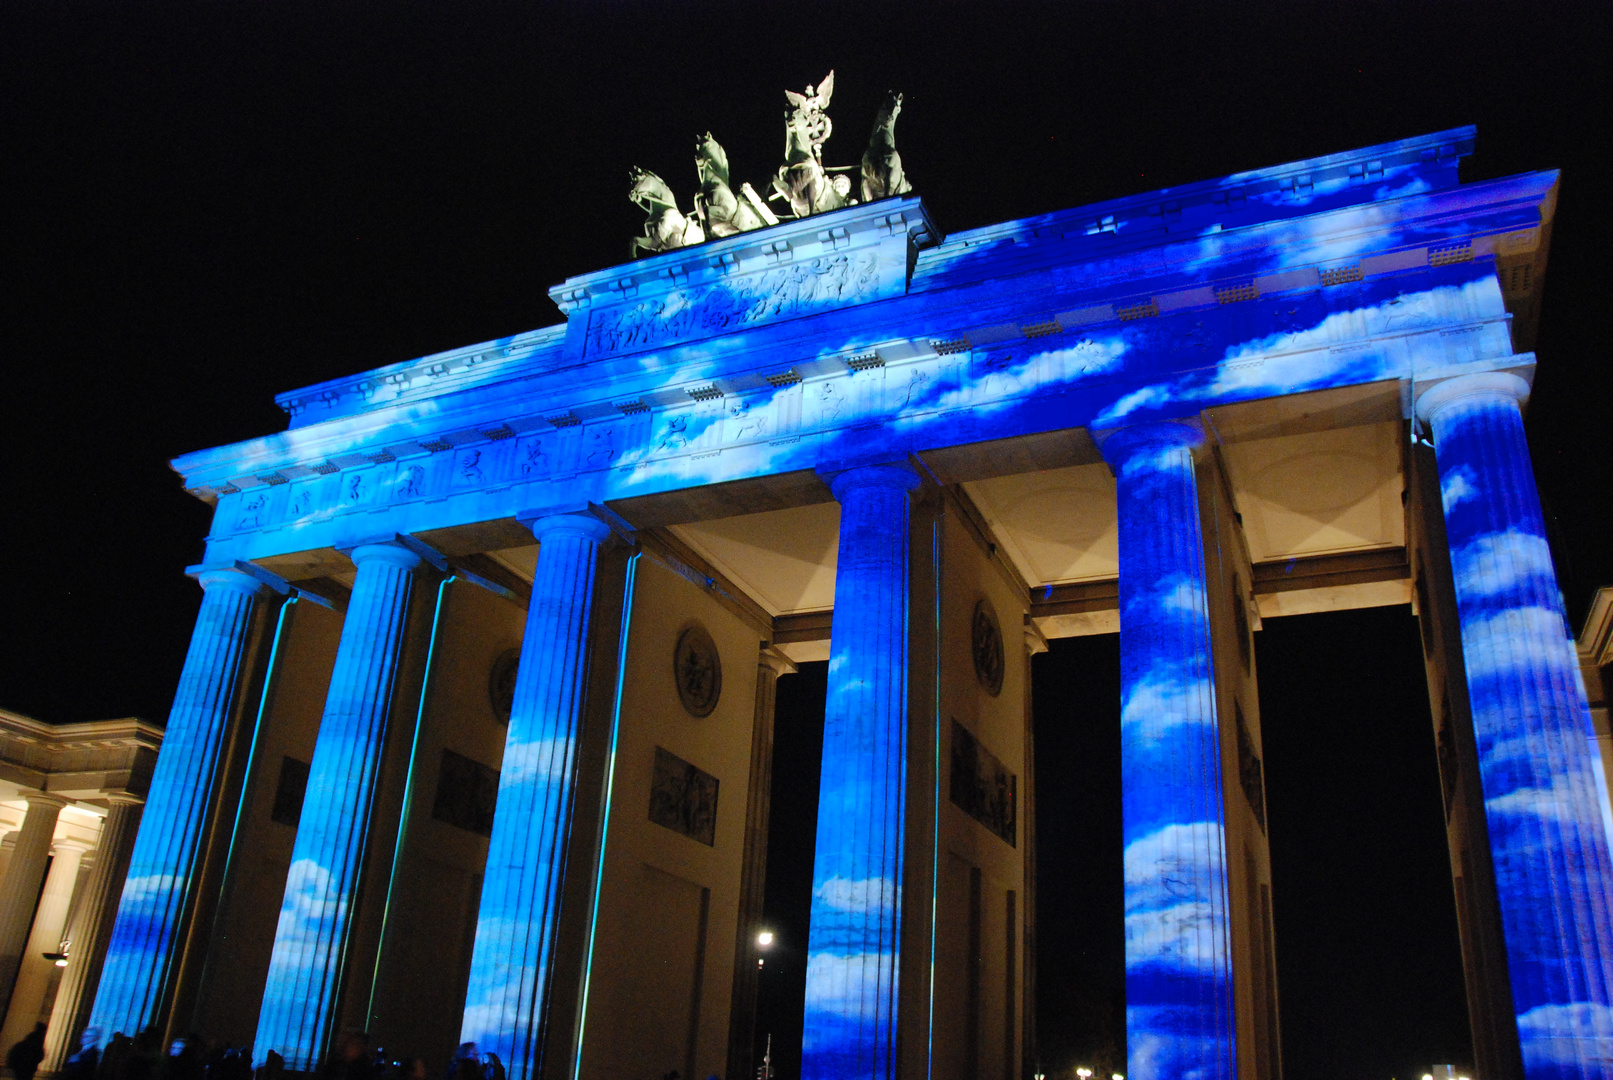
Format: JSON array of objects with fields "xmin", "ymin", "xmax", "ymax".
[
  {"xmin": 628, "ymin": 166, "xmax": 704, "ymax": 257},
  {"xmin": 861, "ymin": 91, "xmax": 912, "ymax": 202},
  {"xmin": 695, "ymin": 133, "xmax": 764, "ymax": 237}
]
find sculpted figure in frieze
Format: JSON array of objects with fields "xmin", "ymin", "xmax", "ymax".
[
  {"xmin": 585, "ymin": 249, "xmax": 880, "ymax": 356},
  {"xmin": 627, "ymin": 166, "xmax": 705, "ymax": 257},
  {"xmin": 861, "ymin": 90, "xmax": 912, "ymax": 202}
]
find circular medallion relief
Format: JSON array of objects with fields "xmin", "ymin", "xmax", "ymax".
[
  {"xmin": 488, "ymin": 648, "xmax": 520, "ymax": 723},
  {"xmin": 674, "ymin": 623, "xmax": 723, "ymax": 718},
  {"xmin": 972, "ymin": 599, "xmax": 1005, "ymax": 697}
]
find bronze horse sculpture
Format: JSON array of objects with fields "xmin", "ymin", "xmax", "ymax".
[
  {"xmin": 861, "ymin": 90, "xmax": 912, "ymax": 202},
  {"xmin": 628, "ymin": 166, "xmax": 705, "ymax": 258},
  {"xmin": 695, "ymin": 132, "xmax": 767, "ymax": 237}
]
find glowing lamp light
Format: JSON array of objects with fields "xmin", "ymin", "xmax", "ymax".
[
  {"xmin": 43, "ymin": 952, "xmax": 68, "ymax": 968},
  {"xmin": 757, "ymin": 930, "xmax": 774, "ymax": 947},
  {"xmin": 1077, "ymin": 1070, "xmax": 1093, "ymax": 1079}
]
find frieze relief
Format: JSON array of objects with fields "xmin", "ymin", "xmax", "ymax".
[
  {"xmin": 585, "ymin": 251, "xmax": 883, "ymax": 358},
  {"xmin": 213, "ymin": 290, "xmax": 1506, "ymax": 540}
]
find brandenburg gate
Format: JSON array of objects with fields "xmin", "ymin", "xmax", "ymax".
[{"xmin": 44, "ymin": 104, "xmax": 1612, "ymax": 1078}]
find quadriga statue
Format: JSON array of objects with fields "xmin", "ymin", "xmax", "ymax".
[{"xmin": 627, "ymin": 71, "xmax": 915, "ymax": 257}]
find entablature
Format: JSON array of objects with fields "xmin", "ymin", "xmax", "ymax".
[{"xmin": 170, "ymin": 129, "xmax": 1557, "ymax": 571}]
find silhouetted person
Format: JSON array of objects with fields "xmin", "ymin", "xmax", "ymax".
[
  {"xmin": 206, "ymin": 1047, "xmax": 250, "ymax": 1080},
  {"xmin": 320, "ymin": 1033, "xmax": 370, "ymax": 1080},
  {"xmin": 6, "ymin": 1024, "xmax": 47, "ymax": 1080},
  {"xmin": 124, "ymin": 1027, "xmax": 163, "ymax": 1080},
  {"xmin": 98, "ymin": 1033, "xmax": 132, "ymax": 1080},
  {"xmin": 398, "ymin": 1059, "xmax": 427, "ymax": 1080},
  {"xmin": 444, "ymin": 1044, "xmax": 481, "ymax": 1080},
  {"xmin": 166, "ymin": 1036, "xmax": 206, "ymax": 1080},
  {"xmin": 253, "ymin": 1050, "xmax": 284, "ymax": 1080},
  {"xmin": 477, "ymin": 1054, "xmax": 503, "ymax": 1080}
]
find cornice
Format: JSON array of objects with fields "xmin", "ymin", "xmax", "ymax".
[{"xmin": 0, "ymin": 710, "xmax": 163, "ymax": 753}]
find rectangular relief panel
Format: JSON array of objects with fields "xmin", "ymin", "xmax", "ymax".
[{"xmin": 950, "ymin": 719, "xmax": 1018, "ymax": 847}]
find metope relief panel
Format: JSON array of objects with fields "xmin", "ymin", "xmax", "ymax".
[
  {"xmin": 336, "ymin": 463, "xmax": 396, "ymax": 511},
  {"xmin": 284, "ymin": 479, "xmax": 324, "ymax": 524},
  {"xmin": 722, "ymin": 393, "xmax": 774, "ymax": 445},
  {"xmin": 449, "ymin": 444, "xmax": 512, "ymax": 492},
  {"xmin": 228, "ymin": 485, "xmax": 286, "ymax": 533},
  {"xmin": 805, "ymin": 376, "xmax": 850, "ymax": 430}
]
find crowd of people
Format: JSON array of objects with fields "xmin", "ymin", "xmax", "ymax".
[{"xmin": 4, "ymin": 1025, "xmax": 506, "ymax": 1080}]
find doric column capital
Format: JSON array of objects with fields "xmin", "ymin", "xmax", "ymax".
[
  {"xmin": 103, "ymin": 793, "xmax": 146, "ymax": 808},
  {"xmin": 193, "ymin": 566, "xmax": 268, "ymax": 598},
  {"xmin": 51, "ymin": 837, "xmax": 93, "ymax": 856},
  {"xmin": 758, "ymin": 646, "xmax": 798, "ymax": 678},
  {"xmin": 1415, "ymin": 371, "xmax": 1530, "ymax": 424},
  {"xmin": 1095, "ymin": 419, "xmax": 1205, "ymax": 469},
  {"xmin": 24, "ymin": 792, "xmax": 70, "ymax": 813},
  {"xmin": 523, "ymin": 511, "xmax": 612, "ymax": 544},
  {"xmin": 823, "ymin": 461, "xmax": 922, "ymax": 502},
  {"xmin": 1023, "ymin": 618, "xmax": 1049, "ymax": 656},
  {"xmin": 348, "ymin": 541, "xmax": 425, "ymax": 573}
]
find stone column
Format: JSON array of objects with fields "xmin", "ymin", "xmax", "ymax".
[
  {"xmin": 0, "ymin": 794, "xmax": 69, "ymax": 1021},
  {"xmin": 253, "ymin": 543, "xmax": 423, "ymax": 1071},
  {"xmin": 90, "ymin": 567, "xmax": 266, "ymax": 1037},
  {"xmin": 727, "ymin": 647, "xmax": 796, "ymax": 1080},
  {"xmin": 0, "ymin": 838, "xmax": 90, "ymax": 1049},
  {"xmin": 44, "ymin": 796, "xmax": 144, "ymax": 1071},
  {"xmin": 1418, "ymin": 372, "xmax": 1613, "ymax": 1072},
  {"xmin": 801, "ymin": 463, "xmax": 920, "ymax": 1080},
  {"xmin": 458, "ymin": 513, "xmax": 611, "ymax": 1080},
  {"xmin": 1100, "ymin": 422, "xmax": 1234, "ymax": 1080}
]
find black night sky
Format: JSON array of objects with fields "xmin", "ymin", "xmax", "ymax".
[{"xmin": 4, "ymin": 3, "xmax": 1608, "ymax": 1078}]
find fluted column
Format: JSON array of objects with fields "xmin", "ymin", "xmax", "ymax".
[
  {"xmin": 1418, "ymin": 373, "xmax": 1613, "ymax": 1075},
  {"xmin": 727, "ymin": 648, "xmax": 797, "ymax": 1080},
  {"xmin": 1101, "ymin": 422, "xmax": 1234, "ymax": 1080},
  {"xmin": 0, "ymin": 838, "xmax": 90, "ymax": 1049},
  {"xmin": 44, "ymin": 796, "xmax": 144, "ymax": 1071},
  {"xmin": 254, "ymin": 543, "xmax": 423, "ymax": 1071},
  {"xmin": 801, "ymin": 463, "xmax": 920, "ymax": 1080},
  {"xmin": 91, "ymin": 567, "xmax": 265, "ymax": 1037},
  {"xmin": 0, "ymin": 794, "xmax": 69, "ymax": 1021},
  {"xmin": 458, "ymin": 513, "xmax": 611, "ymax": 1080}
]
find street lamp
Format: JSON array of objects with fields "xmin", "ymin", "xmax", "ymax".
[{"xmin": 757, "ymin": 930, "xmax": 774, "ymax": 947}]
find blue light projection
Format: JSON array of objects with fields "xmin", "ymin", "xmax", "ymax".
[
  {"xmin": 1420, "ymin": 374, "xmax": 1613, "ymax": 1075},
  {"xmin": 150, "ymin": 126, "xmax": 1609, "ymax": 1074},
  {"xmin": 253, "ymin": 543, "xmax": 423, "ymax": 1071},
  {"xmin": 458, "ymin": 514, "xmax": 612, "ymax": 1080},
  {"xmin": 91, "ymin": 568, "xmax": 266, "ymax": 1038},
  {"xmin": 1102, "ymin": 424, "xmax": 1233, "ymax": 1080},
  {"xmin": 801, "ymin": 465, "xmax": 920, "ymax": 1080}
]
